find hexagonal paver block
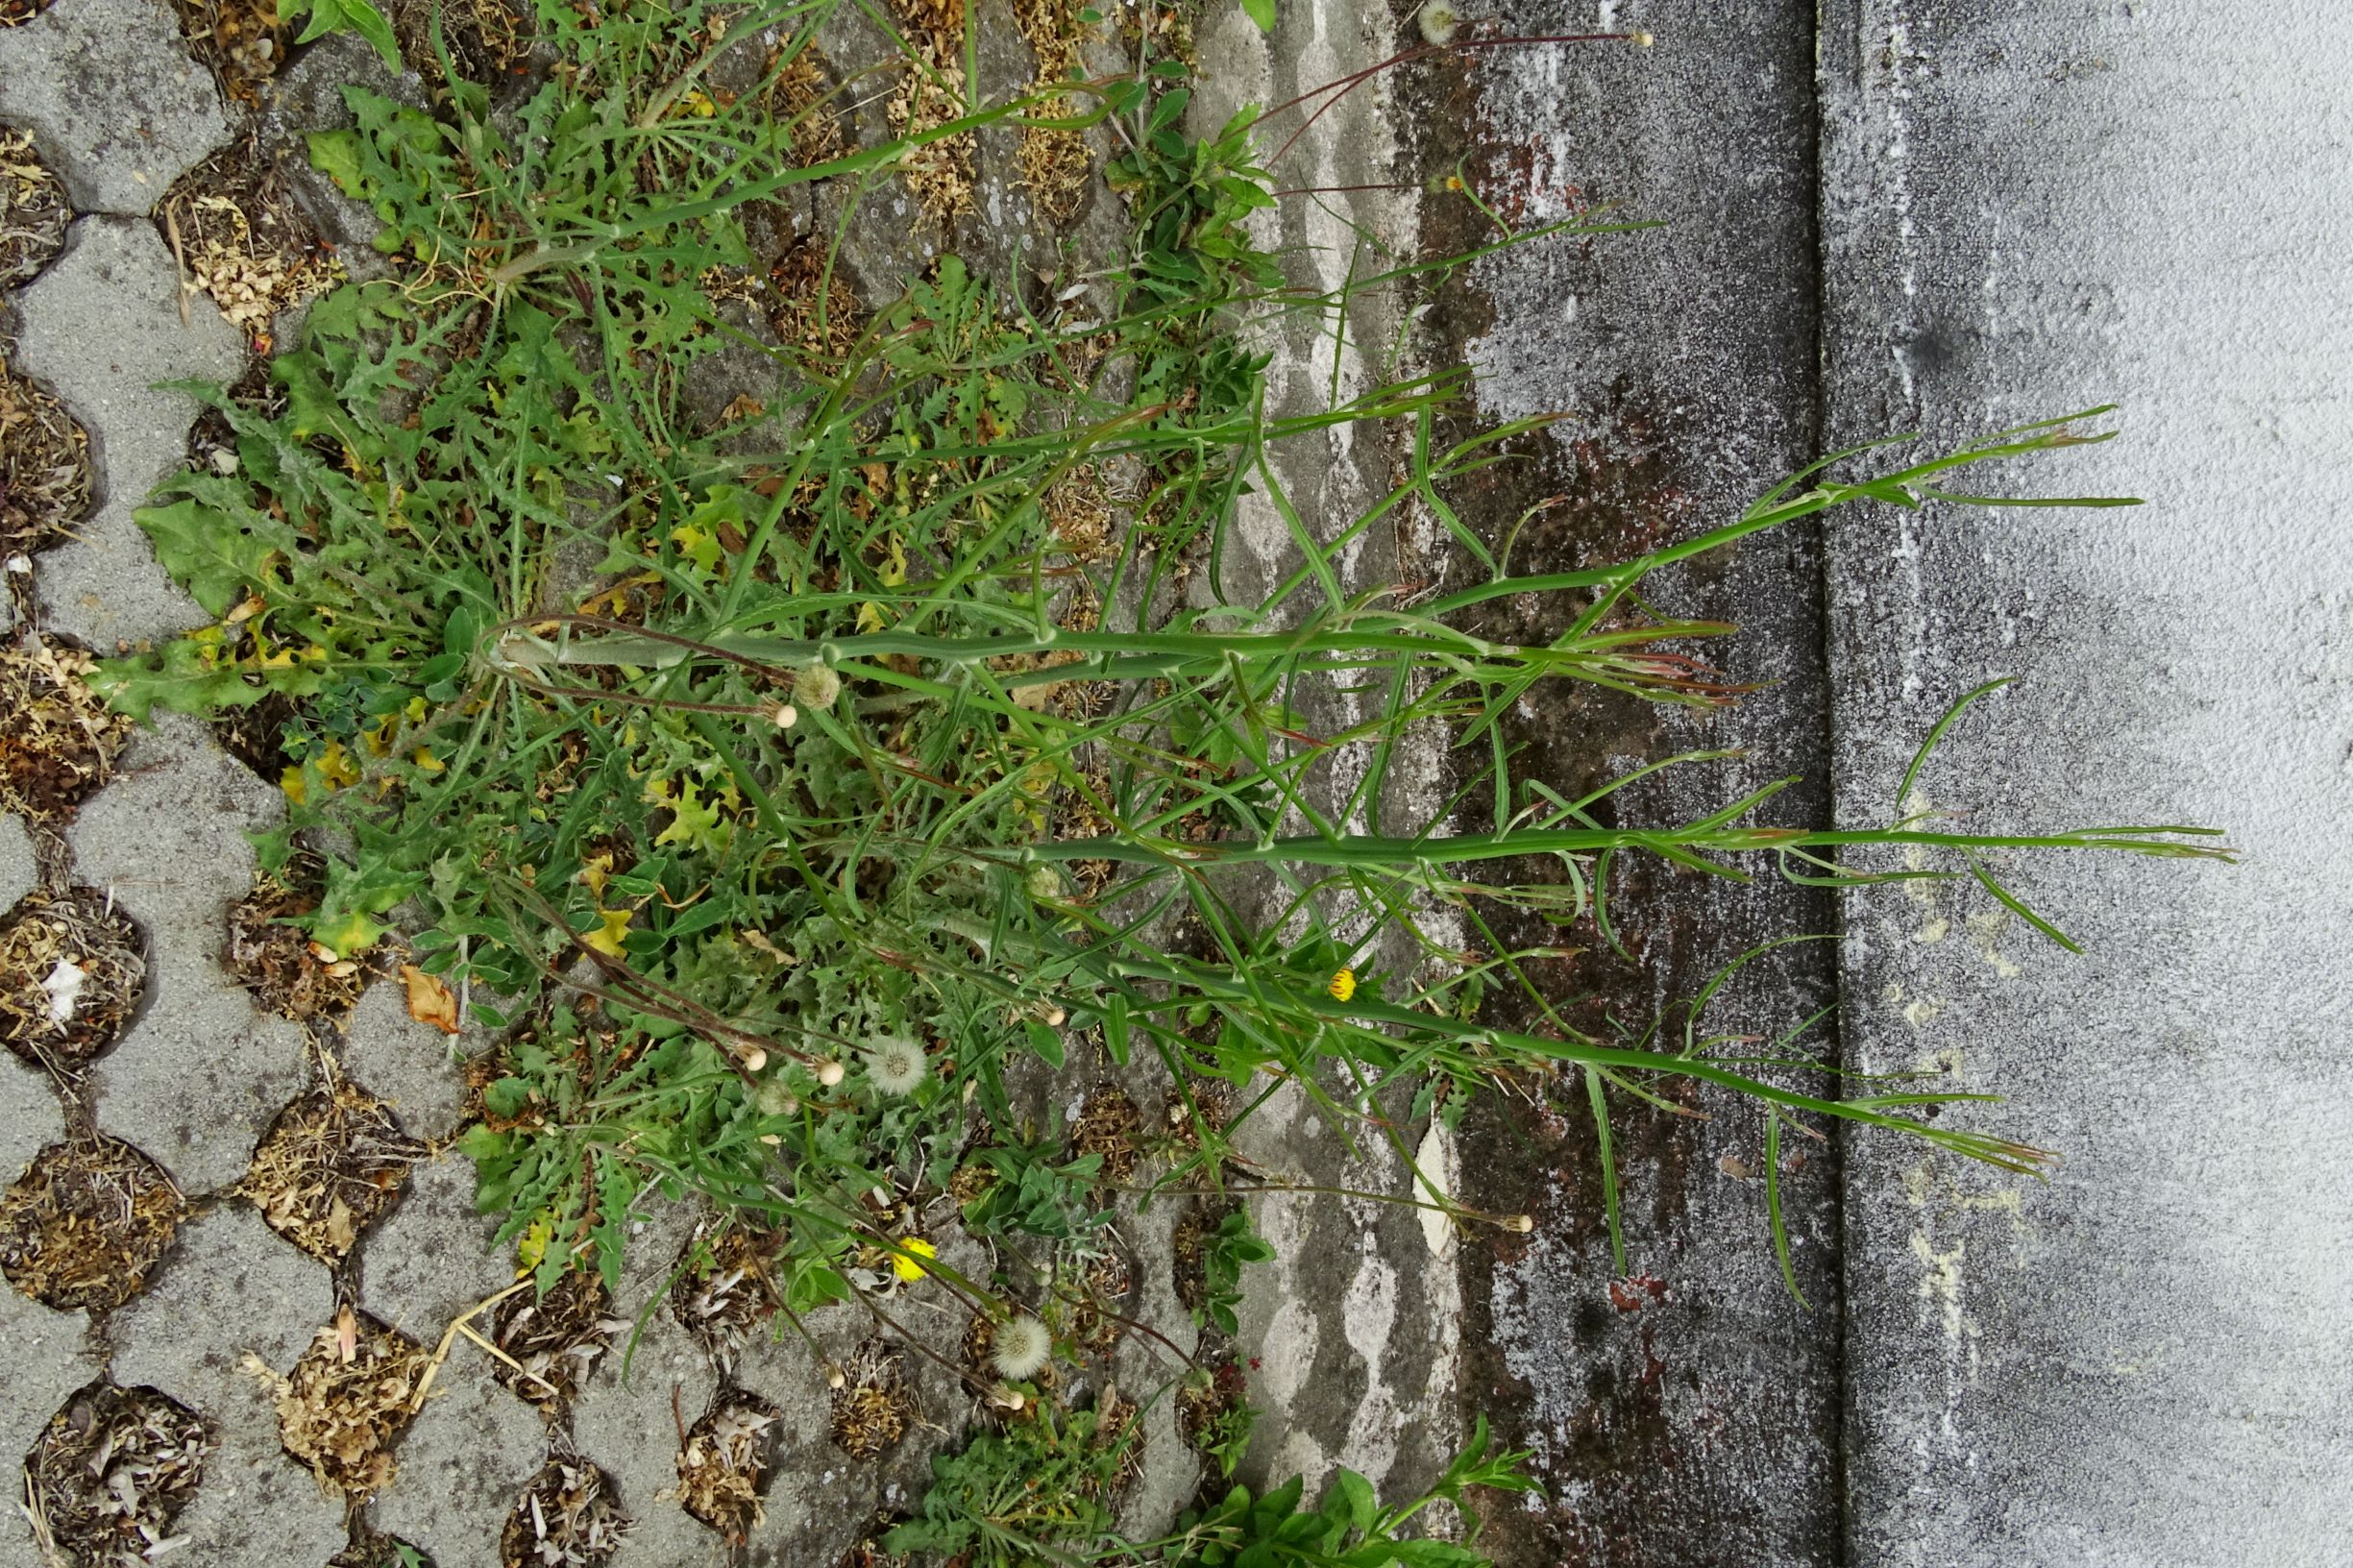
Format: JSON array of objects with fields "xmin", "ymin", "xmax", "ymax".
[
  {"xmin": 0, "ymin": 0, "xmax": 229, "ymax": 215},
  {"xmin": 108, "ymin": 1202, "xmax": 345, "ymax": 1568},
  {"xmin": 11, "ymin": 217, "xmax": 242, "ymax": 650},
  {"xmin": 355, "ymin": 1149, "xmax": 513, "ymax": 1347},
  {"xmin": 569, "ymin": 1303, "xmax": 719, "ymax": 1567},
  {"xmin": 369, "ymin": 1341, "xmax": 548, "ymax": 1568},
  {"xmin": 341, "ymin": 975, "xmax": 474, "ymax": 1142}
]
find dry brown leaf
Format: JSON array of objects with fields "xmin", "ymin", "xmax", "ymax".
[{"xmin": 400, "ymin": 964, "xmax": 461, "ymax": 1035}]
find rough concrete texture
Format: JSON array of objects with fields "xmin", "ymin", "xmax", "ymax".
[
  {"xmin": 355, "ymin": 1148, "xmax": 514, "ymax": 1343},
  {"xmin": 75, "ymin": 716, "xmax": 310, "ymax": 1192},
  {"xmin": 1820, "ymin": 2, "xmax": 2353, "ymax": 1561},
  {"xmin": 1395, "ymin": 3, "xmax": 1846, "ymax": 1560},
  {"xmin": 568, "ymin": 1309, "xmax": 723, "ymax": 1567},
  {"xmin": 11, "ymin": 216, "xmax": 244, "ymax": 651},
  {"xmin": 0, "ymin": 814, "xmax": 37, "ymax": 908},
  {"xmin": 107, "ymin": 1202, "xmax": 348, "ymax": 1568},
  {"xmin": 0, "ymin": 0, "xmax": 228, "ymax": 216},
  {"xmin": 370, "ymin": 1344, "xmax": 549, "ymax": 1568},
  {"xmin": 340, "ymin": 977, "xmax": 472, "ymax": 1141},
  {"xmin": 0, "ymin": 1053, "xmax": 63, "ymax": 1188}
]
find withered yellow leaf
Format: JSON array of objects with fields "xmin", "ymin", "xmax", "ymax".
[{"xmin": 399, "ymin": 964, "xmax": 461, "ymax": 1035}]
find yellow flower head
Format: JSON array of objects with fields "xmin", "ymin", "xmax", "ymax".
[
  {"xmin": 891, "ymin": 1237, "xmax": 937, "ymax": 1283},
  {"xmin": 1327, "ymin": 968, "xmax": 1357, "ymax": 1002}
]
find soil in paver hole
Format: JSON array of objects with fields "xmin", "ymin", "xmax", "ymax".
[
  {"xmin": 239, "ymin": 1078, "xmax": 421, "ymax": 1261},
  {"xmin": 489, "ymin": 1266, "xmax": 621, "ymax": 1411},
  {"xmin": 268, "ymin": 1310, "xmax": 432, "ymax": 1496},
  {"xmin": 0, "ymin": 357, "xmax": 92, "ymax": 553},
  {"xmin": 669, "ymin": 1220, "xmax": 783, "ymax": 1371},
  {"xmin": 0, "ymin": 635, "xmax": 132, "ymax": 822},
  {"xmin": 0, "ymin": 129, "xmax": 71, "ymax": 285},
  {"xmin": 672, "ymin": 1387, "xmax": 782, "ymax": 1542},
  {"xmin": 502, "ymin": 1457, "xmax": 630, "ymax": 1568},
  {"xmin": 388, "ymin": 0, "xmax": 530, "ymax": 86},
  {"xmin": 159, "ymin": 136, "xmax": 342, "ymax": 338},
  {"xmin": 0, "ymin": 1137, "xmax": 187, "ymax": 1311},
  {"xmin": 0, "ymin": 887, "xmax": 146, "ymax": 1069},
  {"xmin": 226, "ymin": 855, "xmax": 373, "ymax": 1020},
  {"xmin": 22, "ymin": 1382, "xmax": 211, "ymax": 1568},
  {"xmin": 828, "ymin": 1336, "xmax": 916, "ymax": 1459}
]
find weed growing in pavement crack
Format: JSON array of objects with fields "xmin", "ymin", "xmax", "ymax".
[{"xmin": 88, "ymin": 0, "xmax": 2229, "ymax": 1557}]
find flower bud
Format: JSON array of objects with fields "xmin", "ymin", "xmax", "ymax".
[{"xmin": 815, "ymin": 1059, "xmax": 845, "ymax": 1087}]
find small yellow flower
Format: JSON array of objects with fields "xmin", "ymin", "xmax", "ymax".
[
  {"xmin": 891, "ymin": 1237, "xmax": 936, "ymax": 1283},
  {"xmin": 1327, "ymin": 968, "xmax": 1357, "ymax": 1002},
  {"xmin": 581, "ymin": 907, "xmax": 633, "ymax": 958}
]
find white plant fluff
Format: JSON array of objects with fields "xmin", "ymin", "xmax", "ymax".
[
  {"xmin": 990, "ymin": 1315, "xmax": 1052, "ymax": 1380},
  {"xmin": 865, "ymin": 1036, "xmax": 928, "ymax": 1095}
]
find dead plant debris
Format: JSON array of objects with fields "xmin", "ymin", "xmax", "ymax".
[
  {"xmin": 0, "ymin": 888, "xmax": 144, "ymax": 1069},
  {"xmin": 669, "ymin": 1221, "xmax": 782, "ymax": 1370},
  {"xmin": 0, "ymin": 358, "xmax": 93, "ymax": 555},
  {"xmin": 668, "ymin": 1388, "xmax": 781, "ymax": 1543},
  {"xmin": 766, "ymin": 41, "xmax": 846, "ymax": 168},
  {"xmin": 169, "ymin": 0, "xmax": 290, "ymax": 107},
  {"xmin": 0, "ymin": 129, "xmax": 70, "ymax": 286},
  {"xmin": 1071, "ymin": 1084, "xmax": 1141, "ymax": 1183},
  {"xmin": 160, "ymin": 141, "xmax": 343, "ymax": 339},
  {"xmin": 226, "ymin": 856, "xmax": 373, "ymax": 1020},
  {"xmin": 260, "ymin": 1312, "xmax": 432, "ymax": 1497},
  {"xmin": 768, "ymin": 237, "xmax": 862, "ymax": 364},
  {"xmin": 331, "ymin": 1526, "xmax": 438, "ymax": 1568},
  {"xmin": 489, "ymin": 1267, "xmax": 624, "ymax": 1411},
  {"xmin": 0, "ymin": 1137, "xmax": 187, "ymax": 1311},
  {"xmin": 0, "ymin": 0, "xmax": 51, "ymax": 25},
  {"xmin": 0, "ymin": 634, "xmax": 132, "ymax": 822},
  {"xmin": 502, "ymin": 1457, "xmax": 630, "ymax": 1568},
  {"xmin": 886, "ymin": 2, "xmax": 975, "ymax": 223},
  {"xmin": 22, "ymin": 1382, "xmax": 211, "ymax": 1568},
  {"xmin": 1067, "ymin": 1248, "xmax": 1132, "ymax": 1359},
  {"xmin": 390, "ymin": 0, "xmax": 528, "ymax": 86},
  {"xmin": 238, "ymin": 1079, "xmax": 420, "ymax": 1262},
  {"xmin": 827, "ymin": 1336, "xmax": 916, "ymax": 1460}
]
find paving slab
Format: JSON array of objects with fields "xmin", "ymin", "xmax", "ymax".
[
  {"xmin": 0, "ymin": 814, "xmax": 37, "ymax": 909},
  {"xmin": 1820, "ymin": 1, "xmax": 2353, "ymax": 1562},
  {"xmin": 0, "ymin": 0, "xmax": 229, "ymax": 216},
  {"xmin": 0, "ymin": 1285, "xmax": 102, "ymax": 1555},
  {"xmin": 108, "ymin": 1201, "xmax": 345, "ymax": 1568},
  {"xmin": 74, "ymin": 715, "xmax": 308, "ymax": 1191},
  {"xmin": 370, "ymin": 1342, "xmax": 549, "ymax": 1568},
  {"xmin": 569, "ymin": 1308, "xmax": 723, "ymax": 1568},
  {"xmin": 355, "ymin": 1149, "xmax": 514, "ymax": 1348},
  {"xmin": 0, "ymin": 1052, "xmax": 62, "ymax": 1190},
  {"xmin": 339, "ymin": 974, "xmax": 472, "ymax": 1143},
  {"xmin": 10, "ymin": 216, "xmax": 242, "ymax": 651}
]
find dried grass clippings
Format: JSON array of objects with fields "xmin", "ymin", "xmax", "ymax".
[
  {"xmin": 238, "ymin": 1080, "xmax": 421, "ymax": 1262},
  {"xmin": 258, "ymin": 1311, "xmax": 433, "ymax": 1497},
  {"xmin": 0, "ymin": 1138, "xmax": 186, "ymax": 1311},
  {"xmin": 226, "ymin": 856, "xmax": 373, "ymax": 1020},
  {"xmin": 488, "ymin": 1268, "xmax": 625, "ymax": 1412},
  {"xmin": 0, "ymin": 634, "xmax": 132, "ymax": 823},
  {"xmin": 667, "ymin": 1388, "xmax": 780, "ymax": 1543},
  {"xmin": 502, "ymin": 1458, "xmax": 630, "ymax": 1568},
  {"xmin": 827, "ymin": 1336, "xmax": 916, "ymax": 1459},
  {"xmin": 159, "ymin": 140, "xmax": 343, "ymax": 339}
]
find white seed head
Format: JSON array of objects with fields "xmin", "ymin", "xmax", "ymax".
[
  {"xmin": 865, "ymin": 1036, "xmax": 929, "ymax": 1096},
  {"xmin": 797, "ymin": 662, "xmax": 843, "ymax": 712},
  {"xmin": 1024, "ymin": 865, "xmax": 1063, "ymax": 901},
  {"xmin": 1417, "ymin": 2, "xmax": 1460, "ymax": 44},
  {"xmin": 814, "ymin": 1058, "xmax": 846, "ymax": 1088},
  {"xmin": 754, "ymin": 1078, "xmax": 798, "ymax": 1116},
  {"xmin": 989, "ymin": 1314, "xmax": 1053, "ymax": 1380}
]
